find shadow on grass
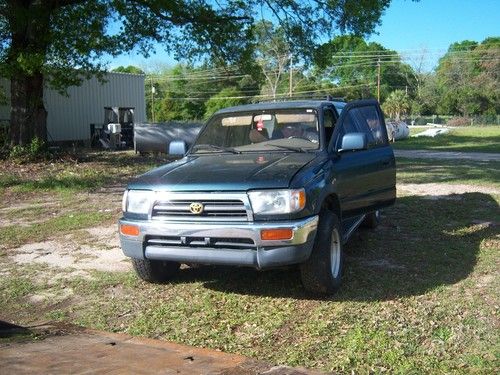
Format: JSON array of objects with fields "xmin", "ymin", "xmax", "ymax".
[
  {"xmin": 167, "ymin": 193, "xmax": 498, "ymax": 301},
  {"xmin": 396, "ymin": 158, "xmax": 500, "ymax": 186}
]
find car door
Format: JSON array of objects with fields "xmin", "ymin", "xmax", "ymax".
[{"xmin": 330, "ymin": 99, "xmax": 396, "ymax": 218}]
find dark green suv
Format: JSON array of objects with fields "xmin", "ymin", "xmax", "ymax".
[{"xmin": 119, "ymin": 99, "xmax": 396, "ymax": 295}]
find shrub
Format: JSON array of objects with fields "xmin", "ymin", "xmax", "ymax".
[
  {"xmin": 8, "ymin": 137, "xmax": 49, "ymax": 162},
  {"xmin": 447, "ymin": 117, "xmax": 471, "ymax": 127}
]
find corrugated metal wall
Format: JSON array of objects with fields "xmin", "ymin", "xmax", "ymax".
[{"xmin": 0, "ymin": 72, "xmax": 146, "ymax": 142}]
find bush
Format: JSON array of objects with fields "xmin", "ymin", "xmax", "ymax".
[
  {"xmin": 8, "ymin": 137, "xmax": 49, "ymax": 162},
  {"xmin": 447, "ymin": 117, "xmax": 471, "ymax": 127}
]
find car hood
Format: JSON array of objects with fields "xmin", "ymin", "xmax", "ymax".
[{"xmin": 128, "ymin": 152, "xmax": 317, "ymax": 191}]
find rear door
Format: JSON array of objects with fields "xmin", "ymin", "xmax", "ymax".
[{"xmin": 330, "ymin": 99, "xmax": 396, "ymax": 217}]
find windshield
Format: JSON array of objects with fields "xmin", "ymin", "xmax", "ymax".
[{"xmin": 191, "ymin": 109, "xmax": 320, "ymax": 154}]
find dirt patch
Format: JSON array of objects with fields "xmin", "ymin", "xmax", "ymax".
[
  {"xmin": 398, "ymin": 183, "xmax": 500, "ymax": 197},
  {"xmin": 28, "ymin": 288, "xmax": 74, "ymax": 304},
  {"xmin": 10, "ymin": 224, "xmax": 130, "ymax": 275}
]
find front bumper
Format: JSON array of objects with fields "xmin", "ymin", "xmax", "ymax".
[{"xmin": 119, "ymin": 215, "xmax": 318, "ymax": 269}]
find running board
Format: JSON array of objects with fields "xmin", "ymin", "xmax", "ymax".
[{"xmin": 341, "ymin": 214, "xmax": 366, "ymax": 244}]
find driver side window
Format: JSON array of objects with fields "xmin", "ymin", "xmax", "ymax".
[{"xmin": 335, "ymin": 105, "xmax": 387, "ymax": 149}]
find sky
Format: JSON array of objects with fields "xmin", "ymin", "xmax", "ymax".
[{"xmin": 109, "ymin": 0, "xmax": 500, "ymax": 72}]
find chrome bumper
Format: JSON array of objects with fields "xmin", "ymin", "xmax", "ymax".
[{"xmin": 119, "ymin": 215, "xmax": 318, "ymax": 269}]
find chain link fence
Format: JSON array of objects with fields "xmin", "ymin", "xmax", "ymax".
[{"xmin": 404, "ymin": 114, "xmax": 500, "ymax": 126}]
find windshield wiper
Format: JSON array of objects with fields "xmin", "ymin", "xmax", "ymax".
[
  {"xmin": 265, "ymin": 143, "xmax": 308, "ymax": 153},
  {"xmin": 191, "ymin": 144, "xmax": 241, "ymax": 154}
]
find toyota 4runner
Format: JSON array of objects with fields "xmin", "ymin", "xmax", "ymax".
[{"xmin": 119, "ymin": 99, "xmax": 396, "ymax": 295}]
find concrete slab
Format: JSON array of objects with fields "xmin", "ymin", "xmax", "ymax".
[{"xmin": 0, "ymin": 324, "xmax": 321, "ymax": 375}]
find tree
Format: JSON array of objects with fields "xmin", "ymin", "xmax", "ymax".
[
  {"xmin": 409, "ymin": 73, "xmax": 440, "ymax": 115},
  {"xmin": 253, "ymin": 21, "xmax": 290, "ymax": 100},
  {"xmin": 0, "ymin": 0, "xmax": 394, "ymax": 146},
  {"xmin": 435, "ymin": 38, "xmax": 499, "ymax": 116},
  {"xmin": 149, "ymin": 63, "xmax": 251, "ymax": 121},
  {"xmin": 204, "ymin": 87, "xmax": 244, "ymax": 118},
  {"xmin": 314, "ymin": 35, "xmax": 414, "ymax": 101},
  {"xmin": 382, "ymin": 90, "xmax": 410, "ymax": 121},
  {"xmin": 112, "ymin": 66, "xmax": 145, "ymax": 75}
]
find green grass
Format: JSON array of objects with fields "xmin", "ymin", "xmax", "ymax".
[
  {"xmin": 397, "ymin": 158, "xmax": 500, "ymax": 187},
  {"xmin": 0, "ymin": 211, "xmax": 115, "ymax": 249},
  {"xmin": 0, "ymin": 149, "xmax": 498, "ymax": 373},
  {"xmin": 1, "ymin": 192, "xmax": 498, "ymax": 373},
  {"xmin": 393, "ymin": 126, "xmax": 500, "ymax": 153},
  {"xmin": 0, "ymin": 170, "xmax": 112, "ymax": 193}
]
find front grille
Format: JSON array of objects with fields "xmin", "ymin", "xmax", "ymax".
[
  {"xmin": 146, "ymin": 235, "xmax": 256, "ymax": 250},
  {"xmin": 151, "ymin": 193, "xmax": 252, "ymax": 222}
]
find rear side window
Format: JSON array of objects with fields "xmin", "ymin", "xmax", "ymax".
[{"xmin": 337, "ymin": 105, "xmax": 387, "ymax": 148}]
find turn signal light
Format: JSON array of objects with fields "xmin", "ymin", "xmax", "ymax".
[
  {"xmin": 120, "ymin": 224, "xmax": 140, "ymax": 236},
  {"xmin": 261, "ymin": 228, "xmax": 293, "ymax": 241},
  {"xmin": 297, "ymin": 190, "xmax": 306, "ymax": 209}
]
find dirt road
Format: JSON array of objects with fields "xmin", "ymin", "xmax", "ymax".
[{"xmin": 0, "ymin": 323, "xmax": 320, "ymax": 374}]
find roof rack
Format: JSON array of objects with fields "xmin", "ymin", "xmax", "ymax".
[{"xmin": 257, "ymin": 94, "xmax": 346, "ymax": 104}]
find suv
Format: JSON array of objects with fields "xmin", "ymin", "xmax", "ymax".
[{"xmin": 119, "ymin": 99, "xmax": 396, "ymax": 295}]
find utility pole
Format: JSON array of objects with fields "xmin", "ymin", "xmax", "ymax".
[
  {"xmin": 377, "ymin": 58, "xmax": 381, "ymax": 102},
  {"xmin": 289, "ymin": 54, "xmax": 293, "ymax": 98},
  {"xmin": 151, "ymin": 78, "xmax": 155, "ymax": 123},
  {"xmin": 405, "ymin": 72, "xmax": 408, "ymax": 95}
]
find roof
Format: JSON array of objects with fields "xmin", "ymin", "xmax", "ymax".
[{"xmin": 215, "ymin": 100, "xmax": 343, "ymax": 115}]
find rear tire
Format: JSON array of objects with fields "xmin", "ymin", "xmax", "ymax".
[
  {"xmin": 362, "ymin": 210, "xmax": 381, "ymax": 229},
  {"xmin": 132, "ymin": 258, "xmax": 180, "ymax": 283},
  {"xmin": 300, "ymin": 210, "xmax": 344, "ymax": 295}
]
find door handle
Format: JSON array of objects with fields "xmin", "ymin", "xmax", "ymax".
[{"xmin": 382, "ymin": 159, "xmax": 391, "ymax": 166}]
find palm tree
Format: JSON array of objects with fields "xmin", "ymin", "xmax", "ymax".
[{"xmin": 382, "ymin": 90, "xmax": 410, "ymax": 121}]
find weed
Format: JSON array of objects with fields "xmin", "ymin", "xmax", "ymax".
[{"xmin": 8, "ymin": 137, "xmax": 49, "ymax": 162}]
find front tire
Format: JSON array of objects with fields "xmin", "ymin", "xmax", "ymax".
[
  {"xmin": 132, "ymin": 258, "xmax": 180, "ymax": 283},
  {"xmin": 300, "ymin": 210, "xmax": 344, "ymax": 295}
]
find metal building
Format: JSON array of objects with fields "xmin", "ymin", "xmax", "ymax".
[{"xmin": 0, "ymin": 72, "xmax": 146, "ymax": 142}]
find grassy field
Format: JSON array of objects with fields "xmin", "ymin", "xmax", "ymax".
[
  {"xmin": 393, "ymin": 125, "xmax": 500, "ymax": 153},
  {"xmin": 397, "ymin": 158, "xmax": 500, "ymax": 188},
  {"xmin": 0, "ymin": 150, "xmax": 499, "ymax": 373}
]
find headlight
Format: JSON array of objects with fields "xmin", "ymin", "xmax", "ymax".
[
  {"xmin": 124, "ymin": 190, "xmax": 152, "ymax": 214},
  {"xmin": 248, "ymin": 189, "xmax": 306, "ymax": 215}
]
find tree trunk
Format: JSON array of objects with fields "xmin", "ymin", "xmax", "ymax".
[
  {"xmin": 10, "ymin": 72, "xmax": 47, "ymax": 146},
  {"xmin": 7, "ymin": 0, "xmax": 51, "ymax": 146}
]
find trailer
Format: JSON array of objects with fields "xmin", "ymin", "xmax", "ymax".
[{"xmin": 133, "ymin": 122, "xmax": 203, "ymax": 155}]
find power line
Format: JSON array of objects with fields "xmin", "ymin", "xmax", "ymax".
[{"xmin": 163, "ymin": 83, "xmax": 375, "ymax": 101}]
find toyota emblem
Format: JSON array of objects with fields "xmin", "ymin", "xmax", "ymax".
[{"xmin": 189, "ymin": 202, "xmax": 204, "ymax": 214}]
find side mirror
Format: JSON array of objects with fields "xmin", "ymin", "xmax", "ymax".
[
  {"xmin": 338, "ymin": 133, "xmax": 367, "ymax": 153},
  {"xmin": 168, "ymin": 140, "xmax": 187, "ymax": 156}
]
